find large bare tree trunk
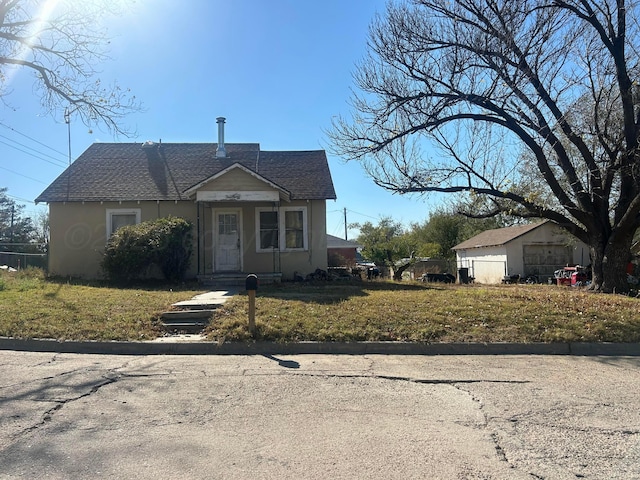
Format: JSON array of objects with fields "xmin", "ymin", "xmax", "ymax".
[{"xmin": 589, "ymin": 232, "xmax": 634, "ymax": 293}]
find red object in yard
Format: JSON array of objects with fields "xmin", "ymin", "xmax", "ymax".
[
  {"xmin": 555, "ymin": 265, "xmax": 588, "ymax": 286},
  {"xmin": 571, "ymin": 271, "xmax": 588, "ymax": 285}
]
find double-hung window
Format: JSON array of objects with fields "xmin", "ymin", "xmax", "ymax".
[
  {"xmin": 257, "ymin": 209, "xmax": 279, "ymax": 251},
  {"xmin": 282, "ymin": 207, "xmax": 307, "ymax": 250},
  {"xmin": 256, "ymin": 206, "xmax": 307, "ymax": 252},
  {"xmin": 106, "ymin": 209, "xmax": 141, "ymax": 240}
]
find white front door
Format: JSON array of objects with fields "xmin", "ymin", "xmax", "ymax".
[{"xmin": 215, "ymin": 210, "xmax": 241, "ymax": 271}]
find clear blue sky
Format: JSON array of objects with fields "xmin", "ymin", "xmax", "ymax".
[{"xmin": 1, "ymin": 0, "xmax": 442, "ymax": 239}]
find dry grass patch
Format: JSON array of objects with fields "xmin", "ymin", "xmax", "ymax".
[
  {"xmin": 206, "ymin": 281, "xmax": 640, "ymax": 343},
  {"xmin": 0, "ymin": 268, "xmax": 204, "ymax": 341},
  {"xmin": 2, "ymin": 269, "xmax": 638, "ymax": 343}
]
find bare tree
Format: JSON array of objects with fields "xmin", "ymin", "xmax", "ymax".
[
  {"xmin": 0, "ymin": 0, "xmax": 140, "ymax": 134},
  {"xmin": 329, "ymin": 0, "xmax": 640, "ymax": 293}
]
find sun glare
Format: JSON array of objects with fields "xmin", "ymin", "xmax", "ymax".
[{"xmin": 4, "ymin": 0, "xmax": 63, "ymax": 88}]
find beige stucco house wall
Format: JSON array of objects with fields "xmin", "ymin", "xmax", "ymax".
[
  {"xmin": 48, "ymin": 200, "xmax": 197, "ymax": 279},
  {"xmin": 48, "ymin": 197, "xmax": 328, "ymax": 280}
]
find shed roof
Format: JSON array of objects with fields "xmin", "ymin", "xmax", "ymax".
[
  {"xmin": 327, "ymin": 234, "xmax": 362, "ymax": 249},
  {"xmin": 35, "ymin": 142, "xmax": 336, "ymax": 203},
  {"xmin": 452, "ymin": 221, "xmax": 548, "ymax": 250}
]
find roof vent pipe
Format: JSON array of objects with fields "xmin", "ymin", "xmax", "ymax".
[{"xmin": 216, "ymin": 117, "xmax": 227, "ymax": 158}]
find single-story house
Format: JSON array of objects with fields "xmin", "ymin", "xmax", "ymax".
[
  {"xmin": 452, "ymin": 221, "xmax": 589, "ymax": 284},
  {"xmin": 35, "ymin": 118, "xmax": 337, "ymax": 281},
  {"xmin": 326, "ymin": 234, "xmax": 362, "ymax": 267}
]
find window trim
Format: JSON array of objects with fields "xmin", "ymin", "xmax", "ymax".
[
  {"xmin": 281, "ymin": 206, "xmax": 308, "ymax": 251},
  {"xmin": 255, "ymin": 206, "xmax": 308, "ymax": 253},
  {"xmin": 106, "ymin": 208, "xmax": 141, "ymax": 240}
]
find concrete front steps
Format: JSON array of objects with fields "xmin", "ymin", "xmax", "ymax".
[{"xmin": 160, "ymin": 290, "xmax": 237, "ymax": 333}]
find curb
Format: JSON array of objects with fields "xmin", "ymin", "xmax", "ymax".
[{"xmin": 1, "ymin": 337, "xmax": 639, "ymax": 356}]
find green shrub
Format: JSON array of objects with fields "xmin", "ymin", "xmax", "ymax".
[
  {"xmin": 101, "ymin": 216, "xmax": 193, "ymax": 283},
  {"xmin": 152, "ymin": 217, "xmax": 193, "ymax": 282}
]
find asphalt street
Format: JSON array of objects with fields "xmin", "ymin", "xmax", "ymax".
[{"xmin": 0, "ymin": 351, "xmax": 639, "ymax": 479}]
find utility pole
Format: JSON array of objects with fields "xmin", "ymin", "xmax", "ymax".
[
  {"xmin": 344, "ymin": 207, "xmax": 348, "ymax": 241},
  {"xmin": 65, "ymin": 106, "xmax": 72, "ymax": 201},
  {"xmin": 9, "ymin": 204, "xmax": 14, "ymax": 244}
]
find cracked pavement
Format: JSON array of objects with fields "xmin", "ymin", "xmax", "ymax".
[{"xmin": 0, "ymin": 352, "xmax": 638, "ymax": 479}]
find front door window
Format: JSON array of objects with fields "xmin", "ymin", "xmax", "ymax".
[{"xmin": 215, "ymin": 211, "xmax": 241, "ymax": 271}]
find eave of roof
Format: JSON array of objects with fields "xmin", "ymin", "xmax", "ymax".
[
  {"xmin": 327, "ymin": 234, "xmax": 362, "ymax": 249},
  {"xmin": 452, "ymin": 221, "xmax": 549, "ymax": 250}
]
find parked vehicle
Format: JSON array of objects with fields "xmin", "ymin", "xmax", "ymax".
[
  {"xmin": 554, "ymin": 265, "xmax": 589, "ymax": 286},
  {"xmin": 502, "ymin": 274, "xmax": 539, "ymax": 284},
  {"xmin": 421, "ymin": 272, "xmax": 456, "ymax": 283}
]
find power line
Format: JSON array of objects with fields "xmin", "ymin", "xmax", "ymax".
[
  {"xmin": 0, "ymin": 121, "xmax": 68, "ymax": 158},
  {"xmin": 0, "ymin": 165, "xmax": 47, "ymax": 184},
  {"xmin": 0, "ymin": 137, "xmax": 68, "ymax": 168},
  {"xmin": 347, "ymin": 209, "xmax": 379, "ymax": 220},
  {"xmin": 4, "ymin": 192, "xmax": 36, "ymax": 204},
  {"xmin": 330, "ymin": 208, "xmax": 379, "ymax": 221}
]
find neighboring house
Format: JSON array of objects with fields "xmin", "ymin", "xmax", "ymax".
[
  {"xmin": 326, "ymin": 234, "xmax": 362, "ymax": 266},
  {"xmin": 452, "ymin": 221, "xmax": 589, "ymax": 284},
  {"xmin": 35, "ymin": 118, "xmax": 337, "ymax": 281}
]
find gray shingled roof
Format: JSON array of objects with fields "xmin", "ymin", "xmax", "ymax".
[
  {"xmin": 452, "ymin": 222, "xmax": 548, "ymax": 250},
  {"xmin": 35, "ymin": 142, "xmax": 337, "ymax": 203},
  {"xmin": 327, "ymin": 234, "xmax": 362, "ymax": 249}
]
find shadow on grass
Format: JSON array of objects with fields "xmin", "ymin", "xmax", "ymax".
[
  {"xmin": 251, "ymin": 279, "xmax": 445, "ymax": 304},
  {"xmin": 45, "ymin": 276, "xmax": 203, "ymax": 293}
]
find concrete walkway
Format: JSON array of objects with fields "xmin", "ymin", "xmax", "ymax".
[{"xmin": 171, "ymin": 289, "xmax": 239, "ymax": 309}]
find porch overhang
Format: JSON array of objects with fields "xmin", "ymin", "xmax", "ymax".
[{"xmin": 194, "ymin": 190, "xmax": 286, "ymax": 202}]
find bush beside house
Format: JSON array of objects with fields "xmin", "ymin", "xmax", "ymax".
[{"xmin": 102, "ymin": 216, "xmax": 192, "ymax": 283}]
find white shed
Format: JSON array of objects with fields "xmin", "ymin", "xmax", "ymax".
[{"xmin": 452, "ymin": 221, "xmax": 589, "ymax": 284}]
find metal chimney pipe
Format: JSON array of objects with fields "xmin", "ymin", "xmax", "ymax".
[{"xmin": 216, "ymin": 117, "xmax": 227, "ymax": 158}]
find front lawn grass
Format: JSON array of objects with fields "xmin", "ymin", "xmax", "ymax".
[
  {"xmin": 1, "ymin": 269, "xmax": 639, "ymax": 343},
  {"xmin": 0, "ymin": 268, "xmax": 203, "ymax": 341},
  {"xmin": 205, "ymin": 281, "xmax": 640, "ymax": 343}
]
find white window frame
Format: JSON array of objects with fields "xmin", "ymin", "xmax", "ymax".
[
  {"xmin": 106, "ymin": 208, "xmax": 141, "ymax": 240},
  {"xmin": 255, "ymin": 206, "xmax": 308, "ymax": 253},
  {"xmin": 281, "ymin": 206, "xmax": 308, "ymax": 251}
]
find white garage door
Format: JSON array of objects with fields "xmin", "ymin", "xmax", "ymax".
[
  {"xmin": 523, "ymin": 245, "xmax": 572, "ymax": 278},
  {"xmin": 471, "ymin": 260, "xmax": 507, "ymax": 284}
]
